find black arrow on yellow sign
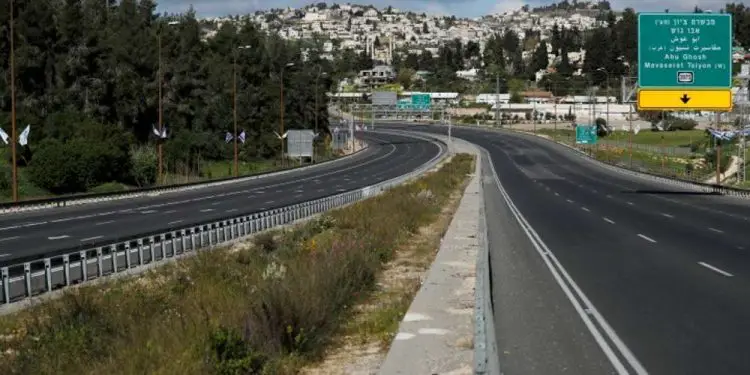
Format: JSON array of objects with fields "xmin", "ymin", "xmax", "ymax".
[{"xmin": 680, "ymin": 93, "xmax": 691, "ymax": 104}]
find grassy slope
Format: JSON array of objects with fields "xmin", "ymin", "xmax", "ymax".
[{"xmin": 0, "ymin": 154, "xmax": 475, "ymax": 375}]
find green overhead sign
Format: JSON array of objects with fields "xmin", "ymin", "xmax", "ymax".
[{"xmin": 638, "ymin": 13, "xmax": 732, "ymax": 89}]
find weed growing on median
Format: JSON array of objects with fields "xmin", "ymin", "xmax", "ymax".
[{"xmin": 0, "ymin": 153, "xmax": 475, "ymax": 375}]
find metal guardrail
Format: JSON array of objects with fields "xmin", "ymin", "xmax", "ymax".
[
  {"xmin": 0, "ymin": 145, "xmax": 370, "ymax": 215},
  {"xmin": 0, "ymin": 131, "xmax": 446, "ymax": 311}
]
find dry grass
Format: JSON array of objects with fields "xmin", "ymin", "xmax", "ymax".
[
  {"xmin": 0, "ymin": 154, "xmax": 475, "ymax": 375},
  {"xmin": 299, "ymin": 168, "xmax": 472, "ymax": 375}
]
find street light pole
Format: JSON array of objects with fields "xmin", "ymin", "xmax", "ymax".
[
  {"xmin": 279, "ymin": 62, "xmax": 294, "ymax": 167},
  {"xmin": 314, "ymin": 66, "xmax": 325, "ymax": 163},
  {"xmin": 9, "ymin": 0, "xmax": 17, "ymax": 202},
  {"xmin": 233, "ymin": 52, "xmax": 238, "ymax": 177}
]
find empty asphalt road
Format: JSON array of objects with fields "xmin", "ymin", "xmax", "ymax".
[
  {"xmin": 384, "ymin": 123, "xmax": 750, "ymax": 375},
  {"xmin": 0, "ymin": 130, "xmax": 443, "ymax": 263}
]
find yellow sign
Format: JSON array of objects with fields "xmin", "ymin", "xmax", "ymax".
[{"xmin": 637, "ymin": 89, "xmax": 732, "ymax": 111}]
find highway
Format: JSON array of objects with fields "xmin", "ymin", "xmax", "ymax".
[
  {"xmin": 383, "ymin": 124, "xmax": 750, "ymax": 375},
  {"xmin": 0, "ymin": 131, "xmax": 442, "ymax": 263}
]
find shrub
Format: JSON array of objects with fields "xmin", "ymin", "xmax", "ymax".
[
  {"xmin": 129, "ymin": 145, "xmax": 157, "ymax": 187},
  {"xmin": 666, "ymin": 118, "xmax": 698, "ymax": 131}
]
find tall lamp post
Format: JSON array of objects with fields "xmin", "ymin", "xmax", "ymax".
[
  {"xmin": 596, "ymin": 67, "xmax": 611, "ymax": 132},
  {"xmin": 232, "ymin": 45, "xmax": 251, "ymax": 177},
  {"xmin": 156, "ymin": 20, "xmax": 179, "ymax": 184},
  {"xmin": 314, "ymin": 66, "xmax": 326, "ymax": 163},
  {"xmin": 279, "ymin": 62, "xmax": 294, "ymax": 167},
  {"xmin": 8, "ymin": 0, "xmax": 17, "ymax": 202}
]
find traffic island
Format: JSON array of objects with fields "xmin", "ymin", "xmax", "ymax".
[{"xmin": 0, "ymin": 154, "xmax": 474, "ymax": 375}]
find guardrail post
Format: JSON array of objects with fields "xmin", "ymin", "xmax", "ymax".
[
  {"xmin": 137, "ymin": 239, "xmax": 144, "ymax": 266},
  {"xmin": 159, "ymin": 234, "xmax": 168, "ymax": 258},
  {"xmin": 96, "ymin": 248, "xmax": 104, "ymax": 278},
  {"xmin": 2, "ymin": 267, "xmax": 10, "ymax": 304},
  {"xmin": 124, "ymin": 243, "xmax": 132, "ymax": 269},
  {"xmin": 190, "ymin": 228, "xmax": 197, "ymax": 250},
  {"xmin": 181, "ymin": 230, "xmax": 187, "ymax": 253},
  {"xmin": 149, "ymin": 237, "xmax": 156, "ymax": 261},
  {"xmin": 80, "ymin": 251, "xmax": 88, "ymax": 282},
  {"xmin": 24, "ymin": 262, "xmax": 32, "ymax": 297},
  {"xmin": 44, "ymin": 258, "xmax": 52, "ymax": 292},
  {"xmin": 110, "ymin": 245, "xmax": 118, "ymax": 273},
  {"xmin": 63, "ymin": 254, "xmax": 70, "ymax": 286},
  {"xmin": 170, "ymin": 232, "xmax": 177, "ymax": 255}
]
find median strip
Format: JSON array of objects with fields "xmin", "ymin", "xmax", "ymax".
[{"xmin": 0, "ymin": 154, "xmax": 474, "ymax": 375}]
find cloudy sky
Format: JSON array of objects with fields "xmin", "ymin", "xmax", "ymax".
[{"xmin": 155, "ymin": 0, "xmax": 732, "ymax": 18}]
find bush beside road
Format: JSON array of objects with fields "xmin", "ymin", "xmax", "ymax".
[{"xmin": 0, "ymin": 153, "xmax": 474, "ymax": 375}]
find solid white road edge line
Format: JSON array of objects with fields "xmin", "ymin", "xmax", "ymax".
[
  {"xmin": 484, "ymin": 147, "xmax": 648, "ymax": 375},
  {"xmin": 637, "ymin": 234, "xmax": 657, "ymax": 243},
  {"xmin": 698, "ymin": 262, "xmax": 734, "ymax": 277}
]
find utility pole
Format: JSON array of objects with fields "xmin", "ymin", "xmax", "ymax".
[
  {"xmin": 9, "ymin": 0, "xmax": 17, "ymax": 202},
  {"xmin": 279, "ymin": 63, "xmax": 294, "ymax": 167},
  {"xmin": 496, "ymin": 73, "xmax": 500, "ymax": 127}
]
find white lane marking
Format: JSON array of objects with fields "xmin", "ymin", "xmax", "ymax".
[
  {"xmin": 0, "ymin": 225, "xmax": 20, "ymax": 231},
  {"xmin": 95, "ymin": 220, "xmax": 115, "ymax": 226},
  {"xmin": 581, "ymin": 207, "xmax": 591, "ymax": 212},
  {"xmin": 226, "ymin": 209, "xmax": 238, "ymax": 213},
  {"xmin": 603, "ymin": 217, "xmax": 616, "ymax": 224},
  {"xmin": 48, "ymin": 235, "xmax": 70, "ymax": 240},
  {"xmin": 708, "ymin": 227, "xmax": 724, "ymax": 234},
  {"xmin": 294, "ymin": 194, "xmax": 303, "ymax": 198},
  {"xmin": 317, "ymin": 188, "xmax": 325, "ymax": 192},
  {"xmin": 256, "ymin": 190, "xmax": 265, "ymax": 194},
  {"xmin": 698, "ymin": 262, "xmax": 734, "ymax": 277},
  {"xmin": 22, "ymin": 221, "xmax": 47, "ymax": 228},
  {"xmin": 168, "ymin": 220, "xmax": 184, "ymax": 225},
  {"xmin": 661, "ymin": 213, "xmax": 674, "ymax": 218},
  {"xmin": 51, "ymin": 214, "xmax": 97, "ymax": 223},
  {"xmin": 275, "ymin": 189, "xmax": 283, "ymax": 193},
  {"xmin": 566, "ymin": 199, "xmax": 574, "ymax": 203},
  {"xmin": 0, "ymin": 236, "xmax": 20, "ymax": 242},
  {"xmin": 554, "ymin": 192, "xmax": 559, "ymax": 196},
  {"xmin": 211, "ymin": 202, "xmax": 221, "ymax": 206},
  {"xmin": 592, "ymin": 189, "xmax": 598, "ymax": 193},
  {"xmin": 140, "ymin": 210, "xmax": 158, "ymax": 214},
  {"xmin": 264, "ymin": 200, "xmax": 275, "ymax": 204},
  {"xmin": 199, "ymin": 209, "xmax": 214, "ymax": 213},
  {"xmin": 0, "ymin": 253, "xmax": 9, "ymax": 257},
  {"xmin": 337, "ymin": 189, "xmax": 346, "ymax": 192},
  {"xmin": 485, "ymin": 149, "xmax": 646, "ymax": 375},
  {"xmin": 295, "ymin": 189, "xmax": 303, "ymax": 193},
  {"xmin": 606, "ymin": 195, "xmax": 613, "ymax": 198},
  {"xmin": 637, "ymin": 234, "xmax": 656, "ymax": 243},
  {"xmin": 164, "ymin": 210, "xmax": 177, "ymax": 214},
  {"xmin": 626, "ymin": 201, "xmax": 634, "ymax": 206},
  {"xmin": 80, "ymin": 236, "xmax": 103, "ymax": 242}
]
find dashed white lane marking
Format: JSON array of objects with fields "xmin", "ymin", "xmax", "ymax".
[
  {"xmin": 606, "ymin": 195, "xmax": 613, "ymax": 198},
  {"xmin": 199, "ymin": 209, "xmax": 214, "ymax": 213},
  {"xmin": 661, "ymin": 213, "xmax": 674, "ymax": 218},
  {"xmin": 211, "ymin": 202, "xmax": 221, "ymax": 206},
  {"xmin": 626, "ymin": 201, "xmax": 634, "ymax": 206},
  {"xmin": 168, "ymin": 220, "xmax": 184, "ymax": 225},
  {"xmin": 80, "ymin": 236, "xmax": 103, "ymax": 242},
  {"xmin": 48, "ymin": 235, "xmax": 70, "ymax": 240},
  {"xmin": 603, "ymin": 217, "xmax": 616, "ymax": 224},
  {"xmin": 164, "ymin": 210, "xmax": 177, "ymax": 214},
  {"xmin": 709, "ymin": 227, "xmax": 724, "ymax": 234},
  {"xmin": 581, "ymin": 207, "xmax": 591, "ymax": 212},
  {"xmin": 637, "ymin": 234, "xmax": 657, "ymax": 243},
  {"xmin": 294, "ymin": 194, "xmax": 303, "ymax": 198},
  {"xmin": 337, "ymin": 189, "xmax": 346, "ymax": 192},
  {"xmin": 140, "ymin": 210, "xmax": 158, "ymax": 214},
  {"xmin": 226, "ymin": 209, "xmax": 238, "ymax": 213},
  {"xmin": 592, "ymin": 189, "xmax": 598, "ymax": 193},
  {"xmin": 0, "ymin": 236, "xmax": 20, "ymax": 242},
  {"xmin": 554, "ymin": 192, "xmax": 560, "ymax": 196},
  {"xmin": 566, "ymin": 199, "xmax": 574, "ymax": 203},
  {"xmin": 417, "ymin": 328, "xmax": 451, "ymax": 335},
  {"xmin": 264, "ymin": 200, "xmax": 275, "ymax": 204},
  {"xmin": 0, "ymin": 253, "xmax": 9, "ymax": 257},
  {"xmin": 698, "ymin": 262, "xmax": 734, "ymax": 277},
  {"xmin": 95, "ymin": 220, "xmax": 115, "ymax": 226},
  {"xmin": 275, "ymin": 189, "xmax": 283, "ymax": 193},
  {"xmin": 317, "ymin": 188, "xmax": 325, "ymax": 192},
  {"xmin": 23, "ymin": 221, "xmax": 46, "ymax": 227},
  {"xmin": 394, "ymin": 332, "xmax": 416, "ymax": 340},
  {"xmin": 295, "ymin": 190, "xmax": 303, "ymax": 193}
]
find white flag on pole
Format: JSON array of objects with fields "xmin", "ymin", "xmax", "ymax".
[
  {"xmin": 18, "ymin": 125, "xmax": 30, "ymax": 146},
  {"xmin": 238, "ymin": 130, "xmax": 246, "ymax": 144},
  {"xmin": 0, "ymin": 128, "xmax": 8, "ymax": 145},
  {"xmin": 225, "ymin": 132, "xmax": 233, "ymax": 143}
]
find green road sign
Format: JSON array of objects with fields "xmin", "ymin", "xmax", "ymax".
[
  {"xmin": 575, "ymin": 125, "xmax": 598, "ymax": 145},
  {"xmin": 638, "ymin": 13, "xmax": 732, "ymax": 89},
  {"xmin": 411, "ymin": 94, "xmax": 431, "ymax": 110}
]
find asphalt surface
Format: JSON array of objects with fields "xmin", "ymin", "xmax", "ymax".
[
  {"xmin": 0, "ymin": 131, "xmax": 442, "ymax": 262},
  {"xmin": 382, "ymin": 123, "xmax": 750, "ymax": 375}
]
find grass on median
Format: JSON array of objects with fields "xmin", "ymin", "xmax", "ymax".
[
  {"xmin": 536, "ymin": 128, "xmax": 707, "ymax": 148},
  {"xmin": 0, "ymin": 153, "xmax": 475, "ymax": 375}
]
